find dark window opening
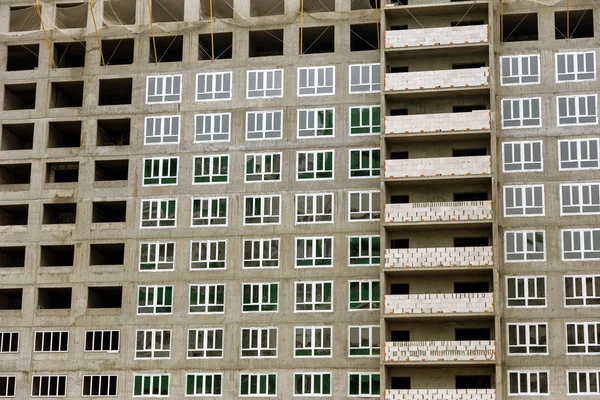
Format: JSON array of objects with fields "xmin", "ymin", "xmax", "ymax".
[
  {"xmin": 555, "ymin": 10, "xmax": 594, "ymax": 39},
  {"xmin": 54, "ymin": 42, "xmax": 86, "ymax": 68},
  {"xmin": 454, "ymin": 237, "xmax": 489, "ymax": 247},
  {"xmin": 453, "ymin": 148, "xmax": 487, "ymax": 157},
  {"xmin": 352, "ymin": 0, "xmax": 382, "ymax": 10},
  {"xmin": 46, "ymin": 162, "xmax": 79, "ymax": 183},
  {"xmin": 0, "ymin": 289, "xmax": 22, "ymax": 310},
  {"xmin": 249, "ymin": 30, "xmax": 283, "ymax": 57},
  {"xmin": 9, "ymin": 6, "xmax": 41, "ymax": 32},
  {"xmin": 0, "ymin": 246, "xmax": 26, "ymax": 268},
  {"xmin": 351, "ymin": 23, "xmax": 379, "ymax": 52},
  {"xmin": 0, "ymin": 164, "xmax": 31, "ymax": 185},
  {"xmin": 502, "ymin": 13, "xmax": 538, "ymax": 42},
  {"xmin": 48, "ymin": 121, "xmax": 81, "ymax": 148},
  {"xmin": 97, "ymin": 119, "xmax": 130, "ymax": 146},
  {"xmin": 151, "ymin": 0, "xmax": 183, "ymax": 22},
  {"xmin": 92, "ymin": 201, "xmax": 126, "ymax": 223},
  {"xmin": 455, "ymin": 281, "xmax": 489, "ymax": 293},
  {"xmin": 1, "ymin": 123, "xmax": 34, "ymax": 150},
  {"xmin": 199, "ymin": 32, "xmax": 233, "ymax": 60},
  {"xmin": 390, "ymin": 66, "xmax": 409, "ymax": 73},
  {"xmin": 98, "ymin": 78, "xmax": 132, "ymax": 106},
  {"xmin": 94, "ymin": 160, "xmax": 129, "ymax": 181},
  {"xmin": 302, "ymin": 0, "xmax": 335, "ymax": 12},
  {"xmin": 301, "ymin": 26, "xmax": 335, "ymax": 54},
  {"xmin": 391, "ymin": 152, "xmax": 408, "ymax": 160},
  {"xmin": 451, "ymin": 20, "xmax": 485, "ymax": 27},
  {"xmin": 453, "ymin": 105, "xmax": 487, "ymax": 113},
  {"xmin": 390, "ymin": 109, "xmax": 408, "ymax": 116},
  {"xmin": 250, "ymin": 0, "xmax": 284, "ymax": 16},
  {"xmin": 391, "ymin": 377, "xmax": 411, "ymax": 390},
  {"xmin": 391, "ymin": 25, "xmax": 409, "ymax": 30},
  {"xmin": 456, "ymin": 376, "xmax": 492, "ymax": 389},
  {"xmin": 149, "ymin": 36, "xmax": 183, "ymax": 63},
  {"xmin": 391, "ymin": 283, "xmax": 409, "ymax": 295},
  {"xmin": 87, "ymin": 286, "xmax": 123, "ymax": 308},
  {"xmin": 452, "ymin": 62, "xmax": 486, "ymax": 69},
  {"xmin": 200, "ymin": 0, "xmax": 234, "ymax": 19},
  {"xmin": 38, "ymin": 287, "xmax": 72, "ymax": 309},
  {"xmin": 455, "ymin": 328, "xmax": 491, "ymax": 341},
  {"xmin": 454, "ymin": 192, "xmax": 488, "ymax": 201},
  {"xmin": 390, "ymin": 239, "xmax": 409, "ymax": 249},
  {"xmin": 6, "ymin": 44, "xmax": 39, "ymax": 71},
  {"xmin": 101, "ymin": 39, "xmax": 135, "ymax": 65},
  {"xmin": 391, "ymin": 195, "xmax": 409, "ymax": 204},
  {"xmin": 4, "ymin": 83, "xmax": 36, "ymax": 110},
  {"xmin": 55, "ymin": 3, "xmax": 88, "ymax": 29},
  {"xmin": 103, "ymin": 0, "xmax": 136, "ymax": 25},
  {"xmin": 42, "ymin": 203, "xmax": 77, "ymax": 225},
  {"xmin": 392, "ymin": 0, "xmax": 408, "ymax": 5},
  {"xmin": 90, "ymin": 243, "xmax": 125, "ymax": 266},
  {"xmin": 40, "ymin": 245, "xmax": 75, "ymax": 267},
  {"xmin": 391, "ymin": 330, "xmax": 410, "ymax": 341},
  {"xmin": 50, "ymin": 81, "xmax": 84, "ymax": 108},
  {"xmin": 0, "ymin": 205, "xmax": 28, "ymax": 226}
]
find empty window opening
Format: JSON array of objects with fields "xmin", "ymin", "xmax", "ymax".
[
  {"xmin": 250, "ymin": 0, "xmax": 284, "ymax": 16},
  {"xmin": 40, "ymin": 245, "xmax": 75, "ymax": 267},
  {"xmin": 92, "ymin": 201, "xmax": 126, "ymax": 223},
  {"xmin": 53, "ymin": 42, "xmax": 86, "ymax": 68},
  {"xmin": 302, "ymin": 0, "xmax": 335, "ymax": 12},
  {"xmin": 149, "ymin": 36, "xmax": 183, "ymax": 63},
  {"xmin": 90, "ymin": 243, "xmax": 125, "ymax": 266},
  {"xmin": 0, "ymin": 289, "xmax": 22, "ymax": 310},
  {"xmin": 352, "ymin": 0, "xmax": 380, "ymax": 10},
  {"xmin": 38, "ymin": 288, "xmax": 72, "ymax": 309},
  {"xmin": 4, "ymin": 83, "xmax": 36, "ymax": 110},
  {"xmin": 391, "ymin": 377, "xmax": 411, "ymax": 390},
  {"xmin": 46, "ymin": 162, "xmax": 79, "ymax": 183},
  {"xmin": 391, "ymin": 195, "xmax": 409, "ymax": 204},
  {"xmin": 6, "ymin": 44, "xmax": 39, "ymax": 71},
  {"xmin": 502, "ymin": 13, "xmax": 538, "ymax": 42},
  {"xmin": 249, "ymin": 30, "xmax": 283, "ymax": 57},
  {"xmin": 98, "ymin": 78, "xmax": 132, "ymax": 105},
  {"xmin": 391, "ymin": 330, "xmax": 410, "ymax": 341},
  {"xmin": 151, "ymin": 0, "xmax": 184, "ymax": 22},
  {"xmin": 455, "ymin": 281, "xmax": 489, "ymax": 293},
  {"xmin": 200, "ymin": 0, "xmax": 234, "ymax": 19},
  {"xmin": 453, "ymin": 62, "xmax": 486, "ymax": 69},
  {"xmin": 453, "ymin": 105, "xmax": 487, "ymax": 113},
  {"xmin": 456, "ymin": 376, "xmax": 492, "ymax": 390},
  {"xmin": 351, "ymin": 23, "xmax": 379, "ymax": 51},
  {"xmin": 451, "ymin": 20, "xmax": 485, "ymax": 27},
  {"xmin": 454, "ymin": 237, "xmax": 489, "ymax": 247},
  {"xmin": 42, "ymin": 203, "xmax": 77, "ymax": 225},
  {"xmin": 390, "ymin": 66, "xmax": 408, "ymax": 73},
  {"xmin": 94, "ymin": 160, "xmax": 128, "ymax": 181},
  {"xmin": 391, "ymin": 25, "xmax": 408, "ymax": 30},
  {"xmin": 97, "ymin": 119, "xmax": 130, "ymax": 146},
  {"xmin": 199, "ymin": 32, "xmax": 233, "ymax": 60},
  {"xmin": 0, "ymin": 247, "xmax": 25, "ymax": 268},
  {"xmin": 390, "ymin": 239, "xmax": 409, "ymax": 249},
  {"xmin": 0, "ymin": 164, "xmax": 31, "ymax": 185},
  {"xmin": 390, "ymin": 108, "xmax": 408, "ymax": 116},
  {"xmin": 453, "ymin": 148, "xmax": 487, "ymax": 157},
  {"xmin": 0, "ymin": 205, "xmax": 28, "ymax": 226},
  {"xmin": 391, "ymin": 283, "xmax": 409, "ymax": 295},
  {"xmin": 301, "ymin": 26, "xmax": 335, "ymax": 54},
  {"xmin": 9, "ymin": 6, "xmax": 40, "ymax": 32},
  {"xmin": 1, "ymin": 123, "xmax": 34, "ymax": 151},
  {"xmin": 555, "ymin": 10, "xmax": 594, "ymax": 39},
  {"xmin": 50, "ymin": 81, "xmax": 84, "ymax": 108},
  {"xmin": 391, "ymin": 152, "xmax": 408, "ymax": 160},
  {"xmin": 455, "ymin": 328, "xmax": 490, "ymax": 341},
  {"xmin": 48, "ymin": 121, "xmax": 81, "ymax": 148},
  {"xmin": 101, "ymin": 39, "xmax": 134, "ymax": 65},
  {"xmin": 55, "ymin": 3, "xmax": 88, "ymax": 29},
  {"xmin": 454, "ymin": 192, "xmax": 488, "ymax": 201},
  {"xmin": 103, "ymin": 0, "xmax": 136, "ymax": 25},
  {"xmin": 87, "ymin": 286, "xmax": 122, "ymax": 308}
]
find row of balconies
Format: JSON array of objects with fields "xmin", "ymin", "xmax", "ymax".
[
  {"xmin": 384, "ymin": 341, "xmax": 496, "ymax": 363},
  {"xmin": 384, "ymin": 293, "xmax": 494, "ymax": 316},
  {"xmin": 384, "ymin": 156, "xmax": 491, "ymax": 180},
  {"xmin": 384, "ymin": 201, "xmax": 492, "ymax": 224},
  {"xmin": 386, "ymin": 389, "xmax": 495, "ymax": 400}
]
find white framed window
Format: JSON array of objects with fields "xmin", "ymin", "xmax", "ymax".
[
  {"xmin": 246, "ymin": 110, "xmax": 283, "ymax": 140},
  {"xmin": 297, "ymin": 108, "xmax": 335, "ymax": 138},
  {"xmin": 193, "ymin": 155, "xmax": 229, "ymax": 184},
  {"xmin": 567, "ymin": 322, "xmax": 600, "ymax": 354},
  {"xmin": 556, "ymin": 51, "xmax": 596, "ymax": 82},
  {"xmin": 294, "ymin": 326, "xmax": 332, "ymax": 357},
  {"xmin": 190, "ymin": 240, "xmax": 227, "ymax": 270},
  {"xmin": 294, "ymin": 372, "xmax": 331, "ymax": 397},
  {"xmin": 245, "ymin": 153, "xmax": 282, "ymax": 182},
  {"xmin": 349, "ymin": 235, "xmax": 380, "ymax": 266},
  {"xmin": 508, "ymin": 371, "xmax": 549, "ymax": 395},
  {"xmin": 241, "ymin": 327, "xmax": 278, "ymax": 358},
  {"xmin": 144, "ymin": 115, "xmax": 180, "ymax": 145},
  {"xmin": 146, "ymin": 74, "xmax": 182, "ymax": 103},
  {"xmin": 83, "ymin": 375, "xmax": 118, "ymax": 397},
  {"xmin": 137, "ymin": 285, "xmax": 173, "ymax": 314},
  {"xmin": 349, "ymin": 280, "xmax": 380, "ymax": 311},
  {"xmin": 132, "ymin": 374, "xmax": 169, "ymax": 397},
  {"xmin": 502, "ymin": 141, "xmax": 543, "ymax": 172},
  {"xmin": 191, "ymin": 197, "xmax": 228, "ymax": 226},
  {"xmin": 349, "ymin": 148, "xmax": 380, "ymax": 178},
  {"xmin": 187, "ymin": 328, "xmax": 224, "ymax": 358},
  {"xmin": 348, "ymin": 373, "xmax": 380, "ymax": 397},
  {"xmin": 296, "ymin": 193, "xmax": 334, "ymax": 224},
  {"xmin": 34, "ymin": 331, "xmax": 68, "ymax": 352},
  {"xmin": 295, "ymin": 281, "xmax": 333, "ymax": 312},
  {"xmin": 506, "ymin": 276, "xmax": 546, "ymax": 307},
  {"xmin": 298, "ymin": 66, "xmax": 335, "ymax": 96},
  {"xmin": 247, "ymin": 69, "xmax": 283, "ymax": 98},
  {"xmin": 567, "ymin": 370, "xmax": 600, "ymax": 395},
  {"xmin": 31, "ymin": 375, "xmax": 67, "ymax": 397},
  {"xmin": 196, "ymin": 71, "xmax": 232, "ymax": 101},
  {"xmin": 297, "ymin": 150, "xmax": 334, "ymax": 180},
  {"xmin": 507, "ymin": 323, "xmax": 548, "ymax": 354},
  {"xmin": 349, "ymin": 63, "xmax": 380, "ymax": 93},
  {"xmin": 0, "ymin": 332, "xmax": 19, "ymax": 353},
  {"xmin": 143, "ymin": 157, "xmax": 178, "ymax": 186},
  {"xmin": 559, "ymin": 138, "xmax": 600, "ymax": 170},
  {"xmin": 135, "ymin": 329, "xmax": 171, "ymax": 359},
  {"xmin": 349, "ymin": 190, "xmax": 380, "ymax": 221},
  {"xmin": 350, "ymin": 105, "xmax": 380, "ymax": 135},
  {"xmin": 504, "ymin": 184, "xmax": 545, "ymax": 216},
  {"xmin": 244, "ymin": 195, "xmax": 281, "ymax": 225},
  {"xmin": 500, "ymin": 55, "xmax": 540, "ymax": 85},
  {"xmin": 195, "ymin": 113, "xmax": 230, "ymax": 142},
  {"xmin": 185, "ymin": 373, "xmax": 222, "ymax": 396},
  {"xmin": 558, "ymin": 94, "xmax": 598, "ymax": 125},
  {"xmin": 243, "ymin": 238, "xmax": 279, "ymax": 269},
  {"xmin": 140, "ymin": 199, "xmax": 177, "ymax": 228},
  {"xmin": 139, "ymin": 242, "xmax": 175, "ymax": 271},
  {"xmin": 242, "ymin": 283, "xmax": 278, "ymax": 312},
  {"xmin": 0, "ymin": 376, "xmax": 15, "ymax": 397},
  {"xmin": 565, "ymin": 275, "xmax": 600, "ymax": 306},
  {"xmin": 561, "ymin": 183, "xmax": 600, "ymax": 215},
  {"xmin": 239, "ymin": 373, "xmax": 277, "ymax": 397},
  {"xmin": 505, "ymin": 230, "xmax": 545, "ymax": 262},
  {"xmin": 189, "ymin": 283, "xmax": 225, "ymax": 313},
  {"xmin": 84, "ymin": 330, "xmax": 119, "ymax": 352},
  {"xmin": 562, "ymin": 229, "xmax": 600, "ymax": 261},
  {"xmin": 295, "ymin": 237, "xmax": 333, "ymax": 268},
  {"xmin": 349, "ymin": 325, "xmax": 380, "ymax": 357},
  {"xmin": 501, "ymin": 98, "xmax": 542, "ymax": 128}
]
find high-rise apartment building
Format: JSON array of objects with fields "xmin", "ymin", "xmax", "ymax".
[{"xmin": 0, "ymin": 0, "xmax": 597, "ymax": 398}]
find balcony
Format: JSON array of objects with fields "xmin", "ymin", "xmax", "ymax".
[
  {"xmin": 385, "ymin": 247, "xmax": 493, "ymax": 270},
  {"xmin": 384, "ymin": 201, "xmax": 492, "ymax": 225},
  {"xmin": 385, "ymin": 25, "xmax": 488, "ymax": 51},
  {"xmin": 384, "ymin": 67, "xmax": 489, "ymax": 96},
  {"xmin": 384, "ymin": 156, "xmax": 491, "ymax": 181},
  {"xmin": 384, "ymin": 110, "xmax": 490, "ymax": 137},
  {"xmin": 384, "ymin": 340, "xmax": 496, "ymax": 363},
  {"xmin": 386, "ymin": 389, "xmax": 496, "ymax": 400},
  {"xmin": 384, "ymin": 293, "xmax": 494, "ymax": 316}
]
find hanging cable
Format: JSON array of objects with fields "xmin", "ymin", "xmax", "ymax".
[
  {"xmin": 566, "ymin": 0, "xmax": 570, "ymax": 39},
  {"xmin": 300, "ymin": 0, "xmax": 305, "ymax": 54},
  {"xmin": 500, "ymin": 0, "xmax": 504, "ymax": 41},
  {"xmin": 375, "ymin": 0, "xmax": 380, "ymax": 49},
  {"xmin": 88, "ymin": 0, "xmax": 106, "ymax": 65},
  {"xmin": 210, "ymin": 0, "xmax": 215, "ymax": 60},
  {"xmin": 36, "ymin": 0, "xmax": 56, "ymax": 68},
  {"xmin": 147, "ymin": 0, "xmax": 159, "ymax": 63}
]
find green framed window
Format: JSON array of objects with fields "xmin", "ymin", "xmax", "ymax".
[{"xmin": 350, "ymin": 105, "xmax": 380, "ymax": 135}]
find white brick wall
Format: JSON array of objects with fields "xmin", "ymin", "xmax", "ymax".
[
  {"xmin": 384, "ymin": 201, "xmax": 493, "ymax": 223},
  {"xmin": 385, "ymin": 389, "xmax": 496, "ymax": 400},
  {"xmin": 384, "ymin": 340, "xmax": 496, "ymax": 363},
  {"xmin": 385, "ymin": 110, "xmax": 490, "ymax": 135},
  {"xmin": 384, "ymin": 246, "xmax": 493, "ymax": 269},
  {"xmin": 384, "ymin": 293, "xmax": 494, "ymax": 315},
  {"xmin": 384, "ymin": 156, "xmax": 491, "ymax": 179},
  {"xmin": 385, "ymin": 67, "xmax": 489, "ymax": 92},
  {"xmin": 385, "ymin": 25, "xmax": 489, "ymax": 49}
]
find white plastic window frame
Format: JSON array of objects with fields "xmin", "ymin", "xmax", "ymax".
[
  {"xmin": 240, "ymin": 327, "xmax": 278, "ymax": 358},
  {"xmin": 245, "ymin": 152, "xmax": 282, "ymax": 182},
  {"xmin": 193, "ymin": 155, "xmax": 229, "ymax": 184},
  {"xmin": 297, "ymin": 108, "xmax": 335, "ymax": 138},
  {"xmin": 506, "ymin": 276, "xmax": 547, "ymax": 308},
  {"xmin": 243, "ymin": 195, "xmax": 281, "ymax": 225},
  {"xmin": 348, "ymin": 280, "xmax": 380, "ymax": 311},
  {"xmin": 348, "ymin": 190, "xmax": 381, "ymax": 222},
  {"xmin": 194, "ymin": 113, "xmax": 231, "ymax": 143},
  {"xmin": 559, "ymin": 138, "xmax": 600, "ymax": 170},
  {"xmin": 144, "ymin": 115, "xmax": 181, "ymax": 145},
  {"xmin": 242, "ymin": 238, "xmax": 280, "ymax": 269},
  {"xmin": 295, "ymin": 193, "xmax": 334, "ymax": 224},
  {"xmin": 196, "ymin": 71, "xmax": 232, "ymax": 101},
  {"xmin": 0, "ymin": 332, "xmax": 19, "ymax": 354},
  {"xmin": 188, "ymin": 283, "xmax": 226, "ymax": 314},
  {"xmin": 140, "ymin": 199, "xmax": 177, "ymax": 229},
  {"xmin": 501, "ymin": 97, "xmax": 542, "ymax": 129},
  {"xmin": 31, "ymin": 375, "xmax": 67, "ymax": 398},
  {"xmin": 84, "ymin": 330, "xmax": 119, "ymax": 353},
  {"xmin": 503, "ymin": 184, "xmax": 545, "ymax": 217},
  {"xmin": 0, "ymin": 375, "xmax": 15, "ymax": 397},
  {"xmin": 146, "ymin": 74, "xmax": 182, "ymax": 104},
  {"xmin": 132, "ymin": 374, "xmax": 169, "ymax": 398},
  {"xmin": 139, "ymin": 241, "xmax": 175, "ymax": 271},
  {"xmin": 191, "ymin": 197, "xmax": 228, "ymax": 227},
  {"xmin": 500, "ymin": 54, "xmax": 541, "ymax": 86},
  {"xmin": 502, "ymin": 140, "xmax": 544, "ymax": 172},
  {"xmin": 190, "ymin": 240, "xmax": 227, "ymax": 270},
  {"xmin": 349, "ymin": 148, "xmax": 381, "ymax": 179},
  {"xmin": 142, "ymin": 156, "xmax": 178, "ymax": 186},
  {"xmin": 134, "ymin": 329, "xmax": 171, "ymax": 359},
  {"xmin": 556, "ymin": 51, "xmax": 596, "ymax": 82},
  {"xmin": 295, "ymin": 236, "xmax": 333, "ymax": 268},
  {"xmin": 504, "ymin": 230, "xmax": 546, "ymax": 262},
  {"xmin": 242, "ymin": 282, "xmax": 279, "ymax": 313},
  {"xmin": 186, "ymin": 328, "xmax": 224, "ymax": 359},
  {"xmin": 566, "ymin": 322, "xmax": 600, "ymax": 354},
  {"xmin": 136, "ymin": 285, "xmax": 173, "ymax": 315},
  {"xmin": 294, "ymin": 326, "xmax": 333, "ymax": 358},
  {"xmin": 297, "ymin": 66, "xmax": 335, "ymax": 96},
  {"xmin": 506, "ymin": 322, "xmax": 549, "ymax": 355},
  {"xmin": 246, "ymin": 110, "xmax": 283, "ymax": 140},
  {"xmin": 293, "ymin": 372, "xmax": 332, "ymax": 397},
  {"xmin": 567, "ymin": 370, "xmax": 600, "ymax": 395},
  {"xmin": 564, "ymin": 275, "xmax": 600, "ymax": 307},
  {"xmin": 297, "ymin": 150, "xmax": 335, "ymax": 181},
  {"xmin": 247, "ymin": 69, "xmax": 284, "ymax": 99},
  {"xmin": 33, "ymin": 331, "xmax": 69, "ymax": 353},
  {"xmin": 562, "ymin": 229, "xmax": 600, "ymax": 261},
  {"xmin": 294, "ymin": 281, "xmax": 334, "ymax": 312},
  {"xmin": 348, "ymin": 372, "xmax": 380, "ymax": 397},
  {"xmin": 81, "ymin": 374, "xmax": 118, "ymax": 397},
  {"xmin": 349, "ymin": 105, "xmax": 380, "ymax": 135},
  {"xmin": 185, "ymin": 373, "xmax": 223, "ymax": 396},
  {"xmin": 239, "ymin": 373, "xmax": 277, "ymax": 397},
  {"xmin": 560, "ymin": 183, "xmax": 600, "ymax": 215},
  {"xmin": 557, "ymin": 94, "xmax": 598, "ymax": 126},
  {"xmin": 348, "ymin": 325, "xmax": 380, "ymax": 358},
  {"xmin": 349, "ymin": 63, "xmax": 381, "ymax": 93},
  {"xmin": 348, "ymin": 235, "xmax": 380, "ymax": 267},
  {"xmin": 507, "ymin": 370, "xmax": 549, "ymax": 395}
]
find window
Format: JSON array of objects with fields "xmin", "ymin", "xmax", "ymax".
[
  {"xmin": 196, "ymin": 71, "xmax": 232, "ymax": 101},
  {"xmin": 567, "ymin": 322, "xmax": 600, "ymax": 354},
  {"xmin": 84, "ymin": 330, "xmax": 119, "ymax": 352},
  {"xmin": 294, "ymin": 373, "xmax": 331, "ymax": 396},
  {"xmin": 241, "ymin": 327, "xmax": 278, "ymax": 358},
  {"xmin": 563, "ymin": 229, "xmax": 600, "ymax": 260},
  {"xmin": 193, "ymin": 155, "xmax": 228, "ymax": 184},
  {"xmin": 143, "ymin": 157, "xmax": 178, "ymax": 186},
  {"xmin": 187, "ymin": 328, "xmax": 224, "ymax": 358},
  {"xmin": 0, "ymin": 332, "xmax": 18, "ymax": 353},
  {"xmin": 191, "ymin": 197, "xmax": 228, "ymax": 226},
  {"xmin": 297, "ymin": 108, "xmax": 335, "ymax": 138},
  {"xmin": 568, "ymin": 370, "xmax": 600, "ymax": 395},
  {"xmin": 34, "ymin": 331, "xmax": 68, "ymax": 352},
  {"xmin": 144, "ymin": 115, "xmax": 180, "ymax": 144},
  {"xmin": 561, "ymin": 183, "xmax": 600, "ymax": 215},
  {"xmin": 31, "ymin": 375, "xmax": 67, "ymax": 397},
  {"xmin": 556, "ymin": 51, "xmax": 596, "ymax": 82},
  {"xmin": 349, "ymin": 63, "xmax": 380, "ymax": 93},
  {"xmin": 140, "ymin": 199, "xmax": 176, "ymax": 228},
  {"xmin": 348, "ymin": 373, "xmax": 380, "ymax": 397},
  {"xmin": 247, "ymin": 69, "xmax": 283, "ymax": 98},
  {"xmin": 565, "ymin": 275, "xmax": 600, "ymax": 306},
  {"xmin": 349, "ymin": 191, "xmax": 380, "ymax": 221},
  {"xmin": 244, "ymin": 195, "xmax": 281, "ymax": 225},
  {"xmin": 505, "ymin": 230, "xmax": 545, "ymax": 262},
  {"xmin": 190, "ymin": 240, "xmax": 226, "ymax": 270},
  {"xmin": 558, "ymin": 94, "xmax": 598, "ymax": 125},
  {"xmin": 245, "ymin": 153, "xmax": 282, "ymax": 182},
  {"xmin": 296, "ymin": 193, "xmax": 334, "ymax": 224},
  {"xmin": 298, "ymin": 66, "xmax": 335, "ymax": 96},
  {"xmin": 296, "ymin": 237, "xmax": 333, "ymax": 268},
  {"xmin": 350, "ymin": 105, "xmax": 380, "ymax": 135},
  {"xmin": 504, "ymin": 185, "xmax": 545, "ymax": 216},
  {"xmin": 133, "ymin": 374, "xmax": 169, "ymax": 397},
  {"xmin": 294, "ymin": 326, "xmax": 332, "ymax": 357},
  {"xmin": 139, "ymin": 242, "xmax": 175, "ymax": 271},
  {"xmin": 508, "ymin": 371, "xmax": 549, "ymax": 395},
  {"xmin": 295, "ymin": 281, "xmax": 333, "ymax": 312},
  {"xmin": 137, "ymin": 285, "xmax": 173, "ymax": 314},
  {"xmin": 507, "ymin": 323, "xmax": 548, "ymax": 354},
  {"xmin": 559, "ymin": 138, "xmax": 600, "ymax": 170},
  {"xmin": 349, "ymin": 149, "xmax": 380, "ymax": 178},
  {"xmin": 146, "ymin": 75, "xmax": 182, "ymax": 103},
  {"xmin": 240, "ymin": 373, "xmax": 277, "ymax": 397},
  {"xmin": 135, "ymin": 329, "xmax": 171, "ymax": 359},
  {"xmin": 82, "ymin": 375, "xmax": 118, "ymax": 397},
  {"xmin": 242, "ymin": 283, "xmax": 278, "ymax": 312},
  {"xmin": 0, "ymin": 376, "xmax": 15, "ymax": 397},
  {"xmin": 349, "ymin": 280, "xmax": 380, "ymax": 310},
  {"xmin": 246, "ymin": 110, "xmax": 283, "ymax": 140},
  {"xmin": 500, "ymin": 55, "xmax": 540, "ymax": 85},
  {"xmin": 243, "ymin": 238, "xmax": 279, "ymax": 269},
  {"xmin": 189, "ymin": 284, "xmax": 225, "ymax": 313},
  {"xmin": 185, "ymin": 373, "xmax": 222, "ymax": 396},
  {"xmin": 195, "ymin": 113, "xmax": 230, "ymax": 142},
  {"xmin": 501, "ymin": 98, "xmax": 542, "ymax": 128},
  {"xmin": 349, "ymin": 326, "xmax": 380, "ymax": 357},
  {"xmin": 349, "ymin": 236, "xmax": 380, "ymax": 266},
  {"xmin": 502, "ymin": 141, "xmax": 543, "ymax": 172},
  {"xmin": 506, "ymin": 276, "xmax": 546, "ymax": 307}
]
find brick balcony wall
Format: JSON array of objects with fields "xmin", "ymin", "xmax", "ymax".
[
  {"xmin": 385, "ymin": 25, "xmax": 489, "ymax": 49},
  {"xmin": 384, "ymin": 156, "xmax": 491, "ymax": 179},
  {"xmin": 384, "ymin": 110, "xmax": 491, "ymax": 135},
  {"xmin": 385, "ymin": 67, "xmax": 489, "ymax": 92},
  {"xmin": 385, "ymin": 389, "xmax": 496, "ymax": 400},
  {"xmin": 384, "ymin": 340, "xmax": 496, "ymax": 362},
  {"xmin": 385, "ymin": 247, "xmax": 493, "ymax": 269},
  {"xmin": 384, "ymin": 201, "xmax": 493, "ymax": 223},
  {"xmin": 384, "ymin": 293, "xmax": 494, "ymax": 315}
]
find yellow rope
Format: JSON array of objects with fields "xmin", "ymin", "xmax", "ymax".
[
  {"xmin": 88, "ymin": 0, "xmax": 105, "ymax": 65},
  {"xmin": 210, "ymin": 0, "xmax": 215, "ymax": 60},
  {"xmin": 36, "ymin": 0, "xmax": 56, "ymax": 68},
  {"xmin": 147, "ymin": 0, "xmax": 159, "ymax": 62},
  {"xmin": 300, "ymin": 0, "xmax": 305, "ymax": 54}
]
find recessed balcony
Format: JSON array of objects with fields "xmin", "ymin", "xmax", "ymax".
[
  {"xmin": 384, "ymin": 201, "xmax": 492, "ymax": 225},
  {"xmin": 385, "ymin": 247, "xmax": 493, "ymax": 270},
  {"xmin": 385, "ymin": 389, "xmax": 496, "ymax": 400},
  {"xmin": 384, "ymin": 340, "xmax": 496, "ymax": 364},
  {"xmin": 385, "ymin": 110, "xmax": 490, "ymax": 138},
  {"xmin": 384, "ymin": 67, "xmax": 489, "ymax": 96},
  {"xmin": 385, "ymin": 25, "xmax": 488, "ymax": 51},
  {"xmin": 384, "ymin": 293, "xmax": 494, "ymax": 317},
  {"xmin": 384, "ymin": 156, "xmax": 491, "ymax": 181}
]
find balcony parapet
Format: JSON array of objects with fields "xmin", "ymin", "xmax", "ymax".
[
  {"xmin": 384, "ymin": 340, "xmax": 496, "ymax": 363},
  {"xmin": 385, "ymin": 25, "xmax": 488, "ymax": 50},
  {"xmin": 385, "ymin": 247, "xmax": 493, "ymax": 269},
  {"xmin": 385, "ymin": 389, "xmax": 496, "ymax": 400},
  {"xmin": 384, "ymin": 156, "xmax": 491, "ymax": 179},
  {"xmin": 385, "ymin": 67, "xmax": 489, "ymax": 93},
  {"xmin": 384, "ymin": 293, "xmax": 494, "ymax": 315},
  {"xmin": 384, "ymin": 111, "xmax": 490, "ymax": 136},
  {"xmin": 384, "ymin": 201, "xmax": 492, "ymax": 224}
]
